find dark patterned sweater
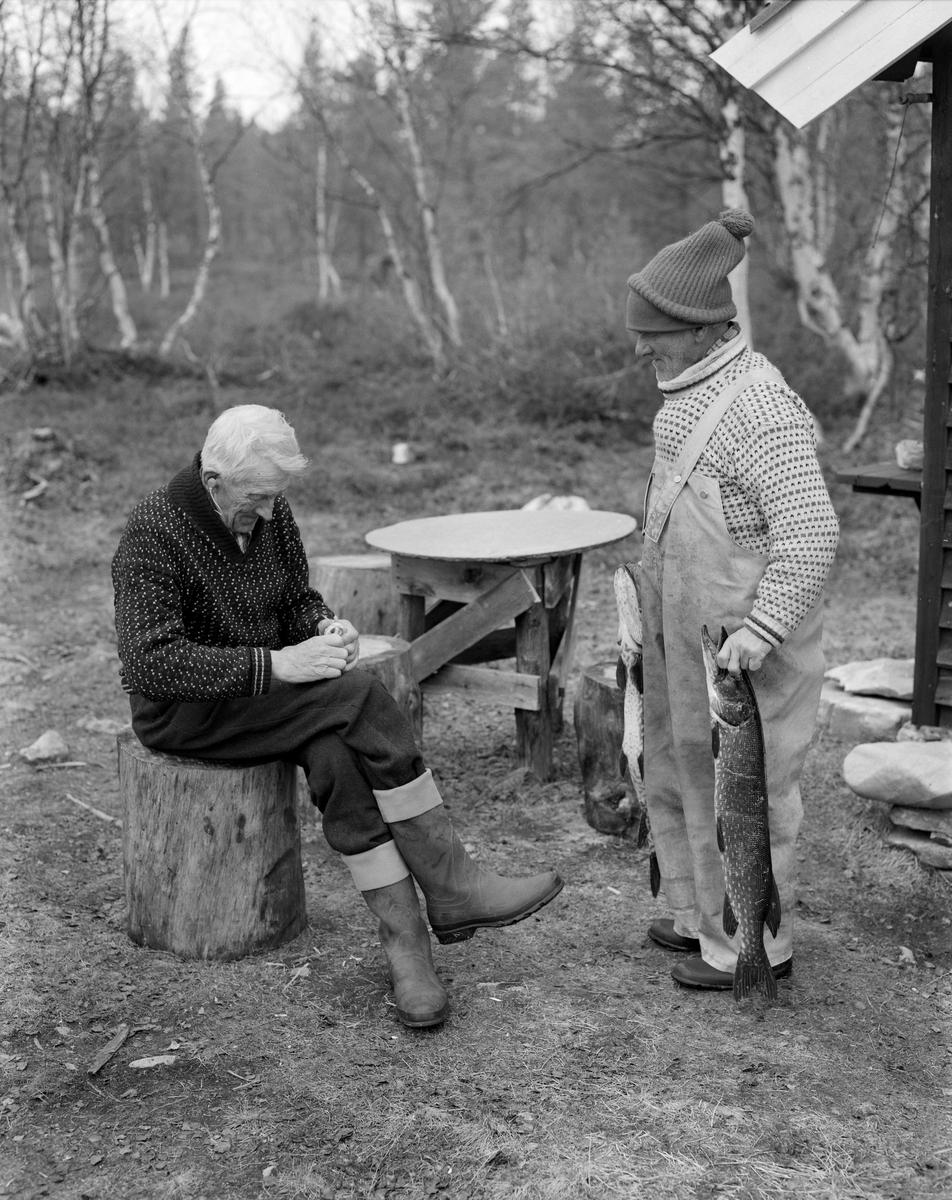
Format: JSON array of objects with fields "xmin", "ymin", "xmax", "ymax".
[{"xmin": 111, "ymin": 454, "xmax": 335, "ymax": 702}]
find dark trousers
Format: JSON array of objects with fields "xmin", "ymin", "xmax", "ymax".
[{"xmin": 130, "ymin": 669, "xmax": 426, "ymax": 856}]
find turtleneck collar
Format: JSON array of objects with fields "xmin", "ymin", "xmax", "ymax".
[
  {"xmin": 658, "ymin": 325, "xmax": 746, "ymax": 394},
  {"xmin": 166, "ymin": 453, "xmax": 265, "ymax": 561}
]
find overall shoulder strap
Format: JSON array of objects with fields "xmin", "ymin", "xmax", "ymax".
[{"xmin": 643, "ymin": 368, "xmax": 783, "ymax": 544}]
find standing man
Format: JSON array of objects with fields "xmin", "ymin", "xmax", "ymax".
[{"xmin": 626, "ymin": 209, "xmax": 838, "ymax": 989}]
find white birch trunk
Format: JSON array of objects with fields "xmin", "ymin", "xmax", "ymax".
[
  {"xmin": 719, "ymin": 96, "xmax": 752, "ymax": 345},
  {"xmin": 40, "ymin": 167, "xmax": 80, "ymax": 361},
  {"xmin": 158, "ymin": 220, "xmax": 170, "ymax": 298},
  {"xmin": 316, "ymin": 138, "xmax": 341, "ymax": 302},
  {"xmin": 159, "ymin": 141, "xmax": 220, "ymax": 358},
  {"xmin": 135, "ymin": 137, "xmax": 156, "ymax": 293},
  {"xmin": 393, "ymin": 72, "xmax": 461, "ymax": 347},
  {"xmin": 86, "ymin": 155, "xmax": 138, "ymax": 349},
  {"xmin": 773, "ymin": 118, "xmax": 896, "ymax": 448},
  {"xmin": 1, "ymin": 193, "xmax": 42, "ymax": 345}
]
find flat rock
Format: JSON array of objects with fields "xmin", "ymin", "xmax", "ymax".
[
  {"xmin": 886, "ymin": 827, "xmax": 952, "ymax": 870},
  {"xmin": 815, "ymin": 682, "xmax": 910, "ymax": 743},
  {"xmin": 843, "ymin": 742, "xmax": 952, "ymax": 809},
  {"xmin": 824, "ymin": 658, "xmax": 914, "ymax": 700},
  {"xmin": 19, "ymin": 729, "xmax": 70, "ymax": 763},
  {"xmin": 890, "ymin": 806, "xmax": 952, "ymax": 845}
]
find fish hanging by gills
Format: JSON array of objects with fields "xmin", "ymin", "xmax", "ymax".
[
  {"xmin": 613, "ymin": 562, "xmax": 659, "ymax": 896},
  {"xmin": 700, "ymin": 625, "xmax": 781, "ymax": 1002}
]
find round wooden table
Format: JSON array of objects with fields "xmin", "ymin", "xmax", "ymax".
[{"xmin": 365, "ymin": 510, "xmax": 638, "ymax": 780}]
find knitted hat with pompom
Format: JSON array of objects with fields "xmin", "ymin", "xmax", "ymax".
[{"xmin": 626, "ymin": 209, "xmax": 754, "ymax": 331}]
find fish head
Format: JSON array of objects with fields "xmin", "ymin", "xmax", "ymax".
[
  {"xmin": 613, "ymin": 563, "xmax": 643, "ymax": 650},
  {"xmin": 701, "ymin": 625, "xmax": 754, "ymax": 727}
]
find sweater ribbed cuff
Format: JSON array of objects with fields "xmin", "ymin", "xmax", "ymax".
[
  {"xmin": 249, "ymin": 646, "xmax": 272, "ymax": 695},
  {"xmin": 744, "ymin": 612, "xmax": 787, "ymax": 649}
]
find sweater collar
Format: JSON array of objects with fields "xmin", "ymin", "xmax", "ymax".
[
  {"xmin": 658, "ymin": 326, "xmax": 747, "ymax": 394},
  {"xmin": 167, "ymin": 453, "xmax": 265, "ymax": 561}
]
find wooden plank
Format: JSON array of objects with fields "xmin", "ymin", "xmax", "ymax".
[
  {"xmin": 542, "ymin": 554, "xmax": 577, "ymax": 607},
  {"xmin": 407, "ymin": 570, "xmax": 540, "ymax": 684},
  {"xmin": 938, "ymin": 627, "xmax": 952, "ymax": 667},
  {"xmin": 935, "ymin": 669, "xmax": 952, "ymax": 706},
  {"xmin": 420, "ymin": 664, "xmax": 541, "ymax": 711},
  {"xmin": 914, "ymin": 25, "xmax": 952, "ymax": 728},
  {"xmin": 939, "ymin": 589, "xmax": 952, "ymax": 630},
  {"xmin": 836, "ymin": 462, "xmax": 922, "ymax": 492},
  {"xmin": 942, "ymin": 553, "xmax": 952, "ymax": 590},
  {"xmin": 391, "ymin": 555, "xmax": 516, "ymax": 603}
]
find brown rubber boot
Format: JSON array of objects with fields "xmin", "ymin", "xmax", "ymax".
[
  {"xmin": 387, "ymin": 805, "xmax": 564, "ymax": 944},
  {"xmin": 362, "ymin": 876, "xmax": 449, "ymax": 1028}
]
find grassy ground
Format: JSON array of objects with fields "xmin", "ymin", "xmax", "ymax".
[{"xmin": 1, "ymin": 356, "xmax": 950, "ymax": 1200}]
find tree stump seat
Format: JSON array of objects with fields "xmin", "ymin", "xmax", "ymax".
[
  {"xmin": 118, "ymin": 729, "xmax": 306, "ymax": 961},
  {"xmin": 310, "ymin": 552, "xmax": 398, "ymax": 636}
]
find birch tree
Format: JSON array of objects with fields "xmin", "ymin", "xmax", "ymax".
[{"xmin": 769, "ymin": 97, "xmax": 924, "ymax": 450}]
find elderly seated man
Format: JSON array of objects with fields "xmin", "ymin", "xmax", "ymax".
[{"xmin": 112, "ymin": 404, "xmax": 563, "ymax": 1028}]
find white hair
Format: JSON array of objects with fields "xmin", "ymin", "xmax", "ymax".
[{"xmin": 201, "ymin": 405, "xmax": 308, "ymax": 483}]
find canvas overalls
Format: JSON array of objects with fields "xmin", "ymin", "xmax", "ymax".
[{"xmin": 640, "ymin": 371, "xmax": 825, "ymax": 972}]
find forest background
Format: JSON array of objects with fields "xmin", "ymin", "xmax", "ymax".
[{"xmin": 0, "ymin": 0, "xmax": 936, "ymax": 457}]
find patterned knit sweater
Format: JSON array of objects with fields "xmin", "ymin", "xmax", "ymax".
[
  {"xmin": 111, "ymin": 454, "xmax": 335, "ymax": 702},
  {"xmin": 653, "ymin": 331, "xmax": 839, "ymax": 645}
]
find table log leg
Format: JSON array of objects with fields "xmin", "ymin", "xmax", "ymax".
[
  {"xmin": 515, "ymin": 590, "xmax": 553, "ymax": 780},
  {"xmin": 399, "ymin": 593, "xmax": 426, "ymax": 642}
]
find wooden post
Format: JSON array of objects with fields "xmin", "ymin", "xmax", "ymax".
[
  {"xmin": 118, "ymin": 731, "xmax": 306, "ymax": 961},
  {"xmin": 915, "ymin": 27, "xmax": 952, "ymax": 729},
  {"xmin": 515, "ymin": 567, "xmax": 553, "ymax": 780},
  {"xmin": 573, "ymin": 661, "xmax": 637, "ymax": 836}
]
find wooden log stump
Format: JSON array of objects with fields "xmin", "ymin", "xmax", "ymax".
[
  {"xmin": 118, "ymin": 729, "xmax": 306, "ymax": 961},
  {"xmin": 357, "ymin": 634, "xmax": 423, "ymax": 747},
  {"xmin": 573, "ymin": 661, "xmax": 637, "ymax": 836},
  {"xmin": 311, "ymin": 553, "xmax": 398, "ymax": 635}
]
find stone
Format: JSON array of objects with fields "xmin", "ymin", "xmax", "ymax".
[
  {"xmin": 521, "ymin": 493, "xmax": 591, "ymax": 511},
  {"xmin": 843, "ymin": 742, "xmax": 952, "ymax": 809},
  {"xmin": 890, "ymin": 806, "xmax": 952, "ymax": 845},
  {"xmin": 886, "ymin": 827, "xmax": 952, "ymax": 870},
  {"xmin": 897, "ymin": 722, "xmax": 952, "ymax": 743},
  {"xmin": 18, "ymin": 730, "xmax": 70, "ymax": 763},
  {"xmin": 815, "ymin": 682, "xmax": 911, "ymax": 743},
  {"xmin": 824, "ymin": 658, "xmax": 914, "ymax": 700}
]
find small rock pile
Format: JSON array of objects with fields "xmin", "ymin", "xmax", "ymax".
[
  {"xmin": 817, "ymin": 657, "xmax": 914, "ymax": 742},
  {"xmin": 843, "ymin": 722, "xmax": 952, "ymax": 874}
]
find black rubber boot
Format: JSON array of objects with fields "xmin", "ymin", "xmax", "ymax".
[
  {"xmin": 387, "ymin": 805, "xmax": 564, "ymax": 944},
  {"xmin": 362, "ymin": 877, "xmax": 449, "ymax": 1028}
]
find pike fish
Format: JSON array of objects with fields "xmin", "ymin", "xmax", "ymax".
[
  {"xmin": 700, "ymin": 625, "xmax": 781, "ymax": 1002},
  {"xmin": 613, "ymin": 563, "xmax": 659, "ymax": 896}
]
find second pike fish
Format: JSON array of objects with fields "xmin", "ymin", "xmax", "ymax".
[
  {"xmin": 613, "ymin": 562, "xmax": 658, "ymax": 895},
  {"xmin": 701, "ymin": 625, "xmax": 781, "ymax": 1002}
]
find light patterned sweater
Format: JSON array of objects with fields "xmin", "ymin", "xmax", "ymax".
[
  {"xmin": 112, "ymin": 454, "xmax": 335, "ymax": 702},
  {"xmin": 653, "ymin": 330, "xmax": 839, "ymax": 645}
]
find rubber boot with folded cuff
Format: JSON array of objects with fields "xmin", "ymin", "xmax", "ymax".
[
  {"xmin": 373, "ymin": 770, "xmax": 564, "ymax": 944},
  {"xmin": 342, "ymin": 840, "xmax": 448, "ymax": 1028}
]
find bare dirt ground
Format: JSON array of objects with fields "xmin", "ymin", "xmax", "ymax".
[{"xmin": 1, "ymin": 376, "xmax": 950, "ymax": 1200}]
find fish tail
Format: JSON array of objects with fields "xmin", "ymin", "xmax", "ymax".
[
  {"xmin": 732, "ymin": 949, "xmax": 778, "ymax": 1003},
  {"xmin": 649, "ymin": 850, "xmax": 661, "ymax": 898},
  {"xmin": 635, "ymin": 806, "xmax": 650, "ymax": 850}
]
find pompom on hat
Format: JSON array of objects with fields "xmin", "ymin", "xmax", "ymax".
[{"xmin": 626, "ymin": 209, "xmax": 754, "ymax": 332}]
